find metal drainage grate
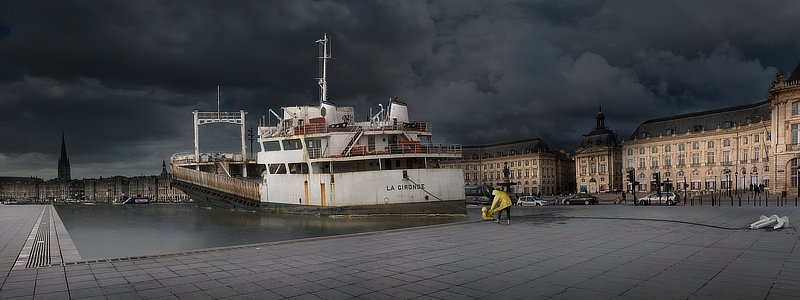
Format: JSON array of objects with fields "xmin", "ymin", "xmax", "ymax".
[{"xmin": 26, "ymin": 208, "xmax": 51, "ymax": 268}]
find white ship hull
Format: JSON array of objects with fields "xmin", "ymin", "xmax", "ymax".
[{"xmin": 261, "ymin": 168, "xmax": 465, "ymax": 214}]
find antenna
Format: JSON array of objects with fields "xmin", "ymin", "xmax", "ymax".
[{"xmin": 316, "ymin": 33, "xmax": 331, "ymax": 106}]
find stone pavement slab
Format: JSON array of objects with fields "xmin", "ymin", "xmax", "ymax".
[{"xmin": 1, "ymin": 204, "xmax": 799, "ymax": 299}]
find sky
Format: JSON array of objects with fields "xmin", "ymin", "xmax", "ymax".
[{"xmin": 1, "ymin": 0, "xmax": 799, "ymax": 180}]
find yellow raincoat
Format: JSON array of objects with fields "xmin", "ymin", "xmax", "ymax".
[{"xmin": 489, "ymin": 190, "xmax": 512, "ymax": 216}]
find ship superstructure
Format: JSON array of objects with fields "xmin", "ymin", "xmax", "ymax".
[{"xmin": 171, "ymin": 34, "xmax": 465, "ymax": 215}]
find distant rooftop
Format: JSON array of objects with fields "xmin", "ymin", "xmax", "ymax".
[
  {"xmin": 789, "ymin": 62, "xmax": 800, "ymax": 82},
  {"xmin": 461, "ymin": 138, "xmax": 552, "ymax": 159},
  {"xmin": 629, "ymin": 100, "xmax": 770, "ymax": 140}
]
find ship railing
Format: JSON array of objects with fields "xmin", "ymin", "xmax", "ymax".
[
  {"xmin": 320, "ymin": 143, "xmax": 461, "ymax": 158},
  {"xmin": 196, "ymin": 112, "xmax": 244, "ymax": 121},
  {"xmin": 171, "ymin": 152, "xmax": 245, "ymax": 164},
  {"xmin": 266, "ymin": 121, "xmax": 433, "ymax": 137},
  {"xmin": 259, "ymin": 126, "xmax": 279, "ymax": 138},
  {"xmin": 308, "ymin": 148, "xmax": 324, "ymax": 159},
  {"xmin": 171, "ymin": 165, "xmax": 260, "ymax": 202}
]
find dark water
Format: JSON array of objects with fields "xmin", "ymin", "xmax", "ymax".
[{"xmin": 55, "ymin": 204, "xmax": 468, "ymax": 260}]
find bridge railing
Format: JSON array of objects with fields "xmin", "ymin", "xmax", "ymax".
[{"xmin": 171, "ymin": 165, "xmax": 260, "ymax": 202}]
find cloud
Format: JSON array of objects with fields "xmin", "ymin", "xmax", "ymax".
[{"xmin": 0, "ymin": 0, "xmax": 798, "ymax": 178}]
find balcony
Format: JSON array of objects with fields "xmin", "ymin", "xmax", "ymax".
[
  {"xmin": 690, "ymin": 163, "xmax": 701, "ymax": 167},
  {"xmin": 662, "ymin": 165, "xmax": 672, "ymax": 169},
  {"xmin": 721, "ymin": 162, "xmax": 733, "ymax": 166},
  {"xmin": 791, "ymin": 144, "xmax": 800, "ymax": 151},
  {"xmin": 650, "ymin": 166, "xmax": 659, "ymax": 170},
  {"xmin": 706, "ymin": 162, "xmax": 716, "ymax": 167},
  {"xmin": 751, "ymin": 159, "xmax": 760, "ymax": 163}
]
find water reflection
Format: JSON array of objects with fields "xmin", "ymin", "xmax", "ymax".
[{"xmin": 55, "ymin": 204, "xmax": 467, "ymax": 259}]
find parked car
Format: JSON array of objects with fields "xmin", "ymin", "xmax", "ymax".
[
  {"xmin": 562, "ymin": 194, "xmax": 598, "ymax": 205},
  {"xmin": 465, "ymin": 196, "xmax": 492, "ymax": 206},
  {"xmin": 465, "ymin": 185, "xmax": 494, "ymax": 206},
  {"xmin": 517, "ymin": 196, "xmax": 548, "ymax": 206},
  {"xmin": 637, "ymin": 192, "xmax": 679, "ymax": 206}
]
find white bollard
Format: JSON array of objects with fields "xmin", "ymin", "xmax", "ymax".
[
  {"xmin": 774, "ymin": 216, "xmax": 789, "ymax": 230},
  {"xmin": 749, "ymin": 215, "xmax": 769, "ymax": 229},
  {"xmin": 750, "ymin": 215, "xmax": 779, "ymax": 229},
  {"xmin": 749, "ymin": 215, "xmax": 790, "ymax": 230}
]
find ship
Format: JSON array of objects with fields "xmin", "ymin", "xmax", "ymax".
[{"xmin": 170, "ymin": 34, "xmax": 466, "ymax": 215}]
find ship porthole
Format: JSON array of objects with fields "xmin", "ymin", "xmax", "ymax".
[
  {"xmin": 384, "ymin": 197, "xmax": 389, "ymax": 203},
  {"xmin": 425, "ymin": 195, "xmax": 429, "ymax": 201}
]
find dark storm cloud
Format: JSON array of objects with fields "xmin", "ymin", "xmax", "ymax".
[{"xmin": 0, "ymin": 0, "xmax": 799, "ymax": 178}]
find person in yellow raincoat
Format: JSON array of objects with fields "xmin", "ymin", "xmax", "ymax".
[{"xmin": 489, "ymin": 189, "xmax": 512, "ymax": 225}]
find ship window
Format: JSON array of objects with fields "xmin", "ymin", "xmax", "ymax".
[
  {"xmin": 264, "ymin": 141, "xmax": 281, "ymax": 151},
  {"xmin": 269, "ymin": 164, "xmax": 287, "ymax": 174},
  {"xmin": 288, "ymin": 163, "xmax": 309, "ymax": 174},
  {"xmin": 282, "ymin": 139, "xmax": 303, "ymax": 150}
]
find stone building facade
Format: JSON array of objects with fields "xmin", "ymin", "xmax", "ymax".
[
  {"xmin": 575, "ymin": 109, "xmax": 622, "ymax": 193},
  {"xmin": 0, "ymin": 177, "xmax": 43, "ymax": 200},
  {"xmin": 622, "ymin": 101, "xmax": 772, "ymax": 195},
  {"xmin": 768, "ymin": 66, "xmax": 800, "ymax": 195},
  {"xmin": 441, "ymin": 138, "xmax": 576, "ymax": 196},
  {"xmin": 621, "ymin": 63, "xmax": 800, "ymax": 196}
]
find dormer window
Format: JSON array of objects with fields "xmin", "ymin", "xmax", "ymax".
[
  {"xmin": 723, "ymin": 121, "xmax": 733, "ymax": 129},
  {"xmin": 639, "ymin": 132, "xmax": 649, "ymax": 139},
  {"xmin": 665, "ymin": 128, "xmax": 675, "ymax": 135},
  {"xmin": 693, "ymin": 125, "xmax": 703, "ymax": 132}
]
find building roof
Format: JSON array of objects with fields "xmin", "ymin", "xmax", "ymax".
[
  {"xmin": 578, "ymin": 108, "xmax": 620, "ymax": 150},
  {"xmin": 579, "ymin": 128, "xmax": 620, "ymax": 149},
  {"xmin": 461, "ymin": 138, "xmax": 551, "ymax": 159},
  {"xmin": 629, "ymin": 100, "xmax": 771, "ymax": 140},
  {"xmin": 789, "ymin": 62, "xmax": 800, "ymax": 82},
  {"xmin": 0, "ymin": 177, "xmax": 43, "ymax": 184}
]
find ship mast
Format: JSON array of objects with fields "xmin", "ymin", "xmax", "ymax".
[{"xmin": 316, "ymin": 33, "xmax": 331, "ymax": 105}]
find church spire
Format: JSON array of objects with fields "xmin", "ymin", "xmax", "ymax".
[
  {"xmin": 57, "ymin": 132, "xmax": 71, "ymax": 180},
  {"xmin": 161, "ymin": 159, "xmax": 168, "ymax": 177}
]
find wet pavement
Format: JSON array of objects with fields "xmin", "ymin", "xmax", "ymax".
[{"xmin": 1, "ymin": 204, "xmax": 799, "ymax": 299}]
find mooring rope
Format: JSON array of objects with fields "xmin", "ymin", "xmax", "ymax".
[
  {"xmin": 405, "ymin": 177, "xmax": 467, "ymax": 213},
  {"xmin": 519, "ymin": 215, "xmax": 749, "ymax": 230}
]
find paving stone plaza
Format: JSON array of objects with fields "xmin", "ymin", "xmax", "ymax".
[{"xmin": 0, "ymin": 204, "xmax": 799, "ymax": 299}]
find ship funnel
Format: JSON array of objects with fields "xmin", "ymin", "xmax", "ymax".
[
  {"xmin": 321, "ymin": 102, "xmax": 337, "ymax": 124},
  {"xmin": 388, "ymin": 99, "xmax": 408, "ymax": 124}
]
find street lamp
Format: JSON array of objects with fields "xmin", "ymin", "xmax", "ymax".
[
  {"xmin": 683, "ymin": 176, "xmax": 688, "ymax": 201},
  {"xmin": 727, "ymin": 172, "xmax": 732, "ymax": 197},
  {"xmin": 735, "ymin": 171, "xmax": 739, "ymax": 195}
]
